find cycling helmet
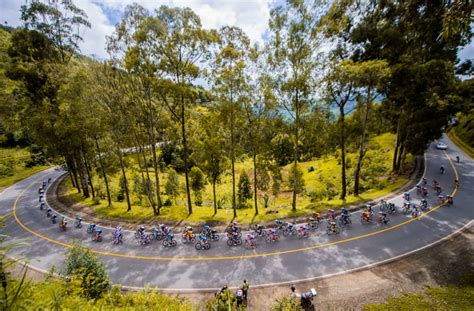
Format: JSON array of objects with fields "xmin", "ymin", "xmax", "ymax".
[{"xmin": 204, "ymin": 224, "xmax": 210, "ymax": 230}]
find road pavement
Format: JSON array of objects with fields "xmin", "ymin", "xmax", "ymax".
[{"xmin": 1, "ymin": 135, "xmax": 472, "ymax": 291}]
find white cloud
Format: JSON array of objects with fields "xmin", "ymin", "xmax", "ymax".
[{"xmin": 0, "ymin": 0, "xmax": 273, "ymax": 59}]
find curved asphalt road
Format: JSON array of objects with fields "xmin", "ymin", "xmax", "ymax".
[{"xmin": 1, "ymin": 135, "xmax": 473, "ymax": 291}]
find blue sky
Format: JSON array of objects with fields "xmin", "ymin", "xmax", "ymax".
[{"xmin": 0, "ymin": 0, "xmax": 472, "ymax": 63}]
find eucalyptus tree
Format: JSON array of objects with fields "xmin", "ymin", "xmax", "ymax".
[
  {"xmin": 242, "ymin": 49, "xmax": 277, "ymax": 215},
  {"xmin": 94, "ymin": 63, "xmax": 134, "ymax": 212},
  {"xmin": 20, "ymin": 0, "xmax": 90, "ymax": 62},
  {"xmin": 268, "ymin": 0, "xmax": 320, "ymax": 211},
  {"xmin": 324, "ymin": 60, "xmax": 357, "ymax": 199},
  {"xmin": 107, "ymin": 4, "xmax": 166, "ymax": 215},
  {"xmin": 210, "ymin": 26, "xmax": 251, "ymax": 217},
  {"xmin": 351, "ymin": 60, "xmax": 390, "ymax": 195},
  {"xmin": 191, "ymin": 109, "xmax": 228, "ymax": 214},
  {"xmin": 350, "ymin": 0, "xmax": 472, "ymax": 173},
  {"xmin": 150, "ymin": 6, "xmax": 217, "ymax": 215}
]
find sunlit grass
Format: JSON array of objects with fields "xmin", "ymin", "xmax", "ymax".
[
  {"xmin": 63, "ymin": 133, "xmax": 410, "ymax": 225},
  {"xmin": 0, "ymin": 147, "xmax": 50, "ymax": 191}
]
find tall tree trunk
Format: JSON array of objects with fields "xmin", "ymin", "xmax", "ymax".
[
  {"xmin": 134, "ymin": 137, "xmax": 156, "ymax": 211},
  {"xmin": 69, "ymin": 156, "xmax": 81, "ymax": 193},
  {"xmin": 65, "ymin": 157, "xmax": 77, "ymax": 188},
  {"xmin": 83, "ymin": 151, "xmax": 95, "ymax": 198},
  {"xmin": 339, "ymin": 105, "xmax": 347, "ymax": 200},
  {"xmin": 139, "ymin": 142, "xmax": 155, "ymax": 208},
  {"xmin": 354, "ymin": 88, "xmax": 372, "ymax": 196},
  {"xmin": 147, "ymin": 94, "xmax": 163, "ymax": 215},
  {"xmin": 392, "ymin": 116, "xmax": 402, "ymax": 172},
  {"xmin": 149, "ymin": 127, "xmax": 162, "ymax": 215},
  {"xmin": 94, "ymin": 137, "xmax": 111, "ymax": 207},
  {"xmin": 118, "ymin": 151, "xmax": 132, "ymax": 212},
  {"xmin": 292, "ymin": 93, "xmax": 300, "ymax": 211},
  {"xmin": 253, "ymin": 152, "xmax": 258, "ymax": 215},
  {"xmin": 397, "ymin": 141, "xmax": 405, "ymax": 175},
  {"xmin": 76, "ymin": 156, "xmax": 89, "ymax": 198},
  {"xmin": 180, "ymin": 97, "xmax": 193, "ymax": 215},
  {"xmin": 212, "ymin": 180, "xmax": 217, "ymax": 215},
  {"xmin": 230, "ymin": 94, "xmax": 237, "ymax": 217}
]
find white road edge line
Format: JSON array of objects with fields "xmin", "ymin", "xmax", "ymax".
[{"xmin": 8, "ymin": 219, "xmax": 472, "ymax": 293}]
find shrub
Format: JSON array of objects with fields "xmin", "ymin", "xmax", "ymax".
[
  {"xmin": 272, "ymin": 297, "xmax": 303, "ymax": 311},
  {"xmin": 0, "ymin": 163, "xmax": 13, "ymax": 177},
  {"xmin": 287, "ymin": 165, "xmax": 305, "ymax": 194},
  {"xmin": 308, "ymin": 189, "xmax": 325, "ymax": 202},
  {"xmin": 64, "ymin": 244, "xmax": 111, "ymax": 299},
  {"xmin": 165, "ymin": 168, "xmax": 180, "ymax": 200},
  {"xmin": 190, "ymin": 167, "xmax": 205, "ymax": 205},
  {"xmin": 271, "ymin": 133, "xmax": 293, "ymax": 166},
  {"xmin": 238, "ymin": 171, "xmax": 252, "ymax": 208}
]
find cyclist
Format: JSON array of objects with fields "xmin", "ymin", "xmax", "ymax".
[
  {"xmin": 403, "ymin": 192, "xmax": 410, "ymax": 201},
  {"xmin": 340, "ymin": 207, "xmax": 350, "ymax": 224},
  {"xmin": 421, "ymin": 198, "xmax": 428, "ymax": 209},
  {"xmin": 74, "ymin": 216, "xmax": 82, "ymax": 228},
  {"xmin": 313, "ymin": 212, "xmax": 322, "ymax": 222},
  {"xmin": 327, "ymin": 220, "xmax": 337, "ymax": 233},
  {"xmin": 92, "ymin": 228, "xmax": 103, "ymax": 241},
  {"xmin": 137, "ymin": 225, "xmax": 146, "ymax": 238},
  {"xmin": 59, "ymin": 217, "xmax": 67, "ymax": 231},
  {"xmin": 362, "ymin": 209, "xmax": 371, "ymax": 222},
  {"xmin": 446, "ymin": 195, "xmax": 453, "ymax": 205},
  {"xmin": 160, "ymin": 224, "xmax": 171, "ymax": 234},
  {"xmin": 231, "ymin": 222, "xmax": 239, "ymax": 233},
  {"xmin": 378, "ymin": 211, "xmax": 388, "ymax": 224},
  {"xmin": 440, "ymin": 165, "xmax": 445, "ymax": 174},
  {"xmin": 327, "ymin": 209, "xmax": 335, "ymax": 220},
  {"xmin": 255, "ymin": 224, "xmax": 265, "ymax": 236},
  {"xmin": 184, "ymin": 226, "xmax": 193, "ymax": 241},
  {"xmin": 456, "ymin": 156, "xmax": 460, "ymax": 163},
  {"xmin": 422, "ymin": 177, "xmax": 427, "ymax": 185},
  {"xmin": 454, "ymin": 179, "xmax": 459, "ymax": 188}
]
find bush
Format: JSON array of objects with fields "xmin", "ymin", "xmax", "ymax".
[
  {"xmin": 190, "ymin": 167, "xmax": 205, "ymax": 205},
  {"xmin": 238, "ymin": 171, "xmax": 252, "ymax": 208},
  {"xmin": 272, "ymin": 297, "xmax": 303, "ymax": 311},
  {"xmin": 308, "ymin": 189, "xmax": 325, "ymax": 202},
  {"xmin": 287, "ymin": 165, "xmax": 305, "ymax": 194},
  {"xmin": 0, "ymin": 163, "xmax": 13, "ymax": 177},
  {"xmin": 65, "ymin": 244, "xmax": 111, "ymax": 299},
  {"xmin": 165, "ymin": 168, "xmax": 180, "ymax": 200},
  {"xmin": 271, "ymin": 133, "xmax": 293, "ymax": 166}
]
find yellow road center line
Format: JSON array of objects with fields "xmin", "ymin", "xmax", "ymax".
[{"xmin": 12, "ymin": 151, "xmax": 459, "ymax": 261}]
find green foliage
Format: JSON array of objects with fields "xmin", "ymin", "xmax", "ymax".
[
  {"xmin": 287, "ymin": 165, "xmax": 305, "ymax": 194},
  {"xmin": 364, "ymin": 285, "xmax": 474, "ymax": 311},
  {"xmin": 0, "ymin": 163, "xmax": 13, "ymax": 177},
  {"xmin": 165, "ymin": 168, "xmax": 180, "ymax": 200},
  {"xmin": 4, "ymin": 277, "xmax": 193, "ymax": 310},
  {"xmin": 190, "ymin": 166, "xmax": 205, "ymax": 205},
  {"xmin": 65, "ymin": 244, "xmax": 111, "ymax": 299},
  {"xmin": 272, "ymin": 297, "xmax": 303, "ymax": 311},
  {"xmin": 271, "ymin": 133, "xmax": 293, "ymax": 166},
  {"xmin": 237, "ymin": 171, "xmax": 252, "ymax": 208},
  {"xmin": 452, "ymin": 108, "xmax": 474, "ymax": 150}
]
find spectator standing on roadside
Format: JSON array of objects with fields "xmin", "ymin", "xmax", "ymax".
[{"xmin": 242, "ymin": 280, "xmax": 249, "ymax": 301}]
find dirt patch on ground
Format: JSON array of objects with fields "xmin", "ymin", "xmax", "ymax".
[{"xmin": 179, "ymin": 224, "xmax": 474, "ymax": 310}]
